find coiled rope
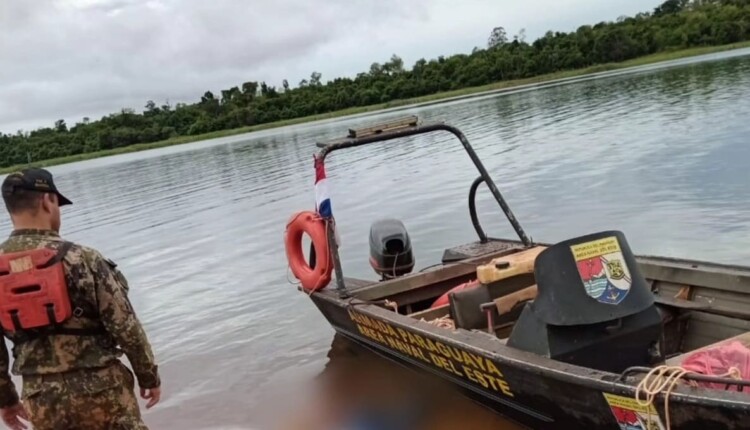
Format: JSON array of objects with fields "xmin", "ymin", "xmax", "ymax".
[
  {"xmin": 420, "ymin": 315, "xmax": 455, "ymax": 330},
  {"xmin": 634, "ymin": 365, "xmax": 741, "ymax": 430}
]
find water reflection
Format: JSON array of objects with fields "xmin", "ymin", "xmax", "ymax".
[{"xmin": 268, "ymin": 335, "xmax": 523, "ymax": 430}]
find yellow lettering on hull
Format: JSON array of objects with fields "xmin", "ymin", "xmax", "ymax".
[{"xmin": 348, "ymin": 309, "xmax": 514, "ymax": 398}]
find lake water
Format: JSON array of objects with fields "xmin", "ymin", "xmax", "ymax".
[{"xmin": 2, "ymin": 48, "xmax": 750, "ymax": 429}]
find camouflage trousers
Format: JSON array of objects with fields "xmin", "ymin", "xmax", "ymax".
[{"xmin": 20, "ymin": 362, "xmax": 149, "ymax": 430}]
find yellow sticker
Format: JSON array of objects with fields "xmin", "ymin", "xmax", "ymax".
[{"xmin": 602, "ymin": 393, "xmax": 665, "ymax": 430}]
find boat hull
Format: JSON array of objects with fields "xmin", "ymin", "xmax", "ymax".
[{"xmin": 310, "ymin": 291, "xmax": 750, "ymax": 430}]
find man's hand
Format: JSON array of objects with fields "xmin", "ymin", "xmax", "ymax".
[
  {"xmin": 140, "ymin": 387, "xmax": 161, "ymax": 409},
  {"xmin": 1, "ymin": 403, "xmax": 28, "ymax": 430}
]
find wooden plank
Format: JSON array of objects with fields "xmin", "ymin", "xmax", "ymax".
[
  {"xmin": 348, "ymin": 115, "xmax": 418, "ymax": 138},
  {"xmin": 476, "ymin": 246, "xmax": 546, "ymax": 284},
  {"xmin": 639, "ymin": 257, "xmax": 750, "ymax": 295},
  {"xmin": 353, "ymin": 246, "xmax": 524, "ymax": 301},
  {"xmin": 494, "ymin": 285, "xmax": 538, "ymax": 315}
]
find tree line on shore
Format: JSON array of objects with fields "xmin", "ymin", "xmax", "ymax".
[{"xmin": 2, "ymin": 0, "xmax": 750, "ymax": 168}]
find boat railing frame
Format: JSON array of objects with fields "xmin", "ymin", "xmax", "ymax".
[
  {"xmin": 469, "ymin": 175, "xmax": 490, "ymax": 243},
  {"xmin": 315, "ymin": 115, "xmax": 532, "ymax": 297}
]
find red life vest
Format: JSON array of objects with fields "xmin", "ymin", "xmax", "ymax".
[{"xmin": 0, "ymin": 242, "xmax": 73, "ymax": 333}]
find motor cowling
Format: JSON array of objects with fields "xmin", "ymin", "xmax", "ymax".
[{"xmin": 369, "ymin": 219, "xmax": 415, "ymax": 280}]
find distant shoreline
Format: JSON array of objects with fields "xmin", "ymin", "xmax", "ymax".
[{"xmin": 3, "ymin": 41, "xmax": 750, "ymax": 175}]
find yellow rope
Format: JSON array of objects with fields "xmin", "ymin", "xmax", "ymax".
[{"xmin": 634, "ymin": 365, "xmax": 741, "ymax": 430}]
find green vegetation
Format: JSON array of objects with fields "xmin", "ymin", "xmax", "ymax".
[{"xmin": 3, "ymin": 0, "xmax": 750, "ymax": 171}]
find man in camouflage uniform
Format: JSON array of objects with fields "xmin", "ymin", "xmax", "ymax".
[{"xmin": 0, "ymin": 168, "xmax": 161, "ymax": 430}]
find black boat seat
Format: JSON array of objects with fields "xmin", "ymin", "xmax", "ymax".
[
  {"xmin": 449, "ymin": 282, "xmax": 536, "ymax": 333},
  {"xmin": 506, "ymin": 231, "xmax": 665, "ymax": 373},
  {"xmin": 449, "ymin": 283, "xmax": 492, "ymax": 330}
]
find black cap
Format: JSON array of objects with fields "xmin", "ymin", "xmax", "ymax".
[{"xmin": 1, "ymin": 168, "xmax": 72, "ymax": 206}]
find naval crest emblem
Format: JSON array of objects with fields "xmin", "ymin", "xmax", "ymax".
[{"xmin": 571, "ymin": 236, "xmax": 632, "ymax": 305}]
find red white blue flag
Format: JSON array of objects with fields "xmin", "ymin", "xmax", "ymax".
[{"xmin": 314, "ymin": 155, "xmax": 332, "ymax": 218}]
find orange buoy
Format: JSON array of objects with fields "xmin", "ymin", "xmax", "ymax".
[
  {"xmin": 430, "ymin": 279, "xmax": 480, "ymax": 308},
  {"xmin": 285, "ymin": 211, "xmax": 332, "ymax": 292}
]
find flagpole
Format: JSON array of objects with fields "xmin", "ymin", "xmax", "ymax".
[{"xmin": 314, "ymin": 155, "xmax": 349, "ymax": 298}]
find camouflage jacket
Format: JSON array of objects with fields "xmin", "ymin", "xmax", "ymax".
[{"xmin": 0, "ymin": 229, "xmax": 160, "ymax": 408}]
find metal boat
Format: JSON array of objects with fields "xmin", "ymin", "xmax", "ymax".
[{"xmin": 285, "ymin": 116, "xmax": 750, "ymax": 429}]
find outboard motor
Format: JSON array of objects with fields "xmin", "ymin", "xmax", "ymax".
[
  {"xmin": 507, "ymin": 231, "xmax": 663, "ymax": 373},
  {"xmin": 369, "ymin": 219, "xmax": 415, "ymax": 280}
]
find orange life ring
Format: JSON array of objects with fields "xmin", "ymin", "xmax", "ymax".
[
  {"xmin": 285, "ymin": 211, "xmax": 332, "ymax": 292},
  {"xmin": 430, "ymin": 279, "xmax": 480, "ymax": 308}
]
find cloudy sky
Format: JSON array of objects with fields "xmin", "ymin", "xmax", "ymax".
[{"xmin": 0, "ymin": 0, "xmax": 658, "ymax": 134}]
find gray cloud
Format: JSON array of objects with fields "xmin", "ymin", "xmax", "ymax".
[{"xmin": 0, "ymin": 0, "xmax": 658, "ymax": 133}]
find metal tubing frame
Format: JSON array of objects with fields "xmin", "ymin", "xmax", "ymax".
[
  {"xmin": 316, "ymin": 121, "xmax": 532, "ymax": 295},
  {"xmin": 468, "ymin": 175, "xmax": 489, "ymax": 243}
]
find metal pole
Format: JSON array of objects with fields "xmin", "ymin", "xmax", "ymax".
[
  {"xmin": 326, "ymin": 218, "xmax": 349, "ymax": 298},
  {"xmin": 443, "ymin": 124, "xmax": 531, "ymax": 247}
]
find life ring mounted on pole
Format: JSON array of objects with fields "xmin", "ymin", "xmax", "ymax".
[{"xmin": 285, "ymin": 211, "xmax": 333, "ymax": 292}]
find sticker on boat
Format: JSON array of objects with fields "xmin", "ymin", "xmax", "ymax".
[
  {"xmin": 571, "ymin": 236, "xmax": 632, "ymax": 305},
  {"xmin": 602, "ymin": 393, "xmax": 665, "ymax": 430}
]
